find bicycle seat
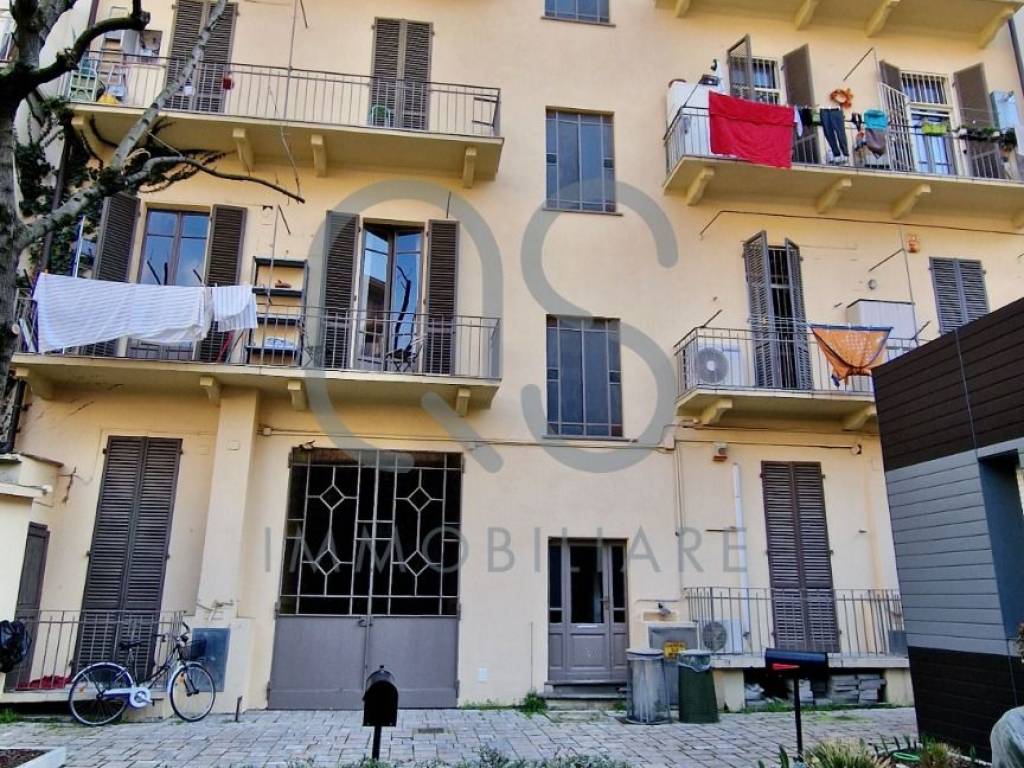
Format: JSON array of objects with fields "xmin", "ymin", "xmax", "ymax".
[{"xmin": 117, "ymin": 639, "xmax": 145, "ymax": 651}]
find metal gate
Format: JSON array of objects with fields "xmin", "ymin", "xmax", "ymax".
[{"xmin": 269, "ymin": 449, "xmax": 462, "ymax": 709}]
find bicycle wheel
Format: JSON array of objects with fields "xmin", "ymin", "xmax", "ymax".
[
  {"xmin": 169, "ymin": 662, "xmax": 216, "ymax": 722},
  {"xmin": 68, "ymin": 662, "xmax": 132, "ymax": 726}
]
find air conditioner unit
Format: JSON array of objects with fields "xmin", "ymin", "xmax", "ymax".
[
  {"xmin": 686, "ymin": 342, "xmax": 743, "ymax": 388},
  {"xmin": 699, "ymin": 617, "xmax": 746, "ymax": 654}
]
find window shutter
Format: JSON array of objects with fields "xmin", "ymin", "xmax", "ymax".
[
  {"xmin": 785, "ymin": 239, "xmax": 813, "ymax": 390},
  {"xmin": 878, "ymin": 60, "xmax": 903, "ymax": 91},
  {"xmin": 78, "ymin": 437, "xmax": 180, "ymax": 675},
  {"xmin": 320, "ymin": 212, "xmax": 358, "ymax": 368},
  {"xmin": 727, "ymin": 34, "xmax": 755, "ymax": 101},
  {"xmin": 931, "ymin": 257, "xmax": 989, "ymax": 334},
  {"xmin": 782, "ymin": 45, "xmax": 814, "ymax": 106},
  {"xmin": 878, "ymin": 61, "xmax": 915, "ymax": 172},
  {"xmin": 167, "ymin": 1, "xmax": 236, "ymax": 112},
  {"xmin": 196, "ymin": 205, "xmax": 245, "ymax": 363},
  {"xmin": 744, "ymin": 231, "xmax": 780, "ymax": 388},
  {"xmin": 955, "ymin": 64, "xmax": 1002, "ymax": 178},
  {"xmin": 426, "ymin": 221, "xmax": 458, "ymax": 375},
  {"xmin": 87, "ymin": 194, "xmax": 138, "ymax": 356},
  {"xmin": 400, "ymin": 21, "xmax": 432, "ymax": 129},
  {"xmin": 370, "ymin": 19, "xmax": 402, "ymax": 124},
  {"xmin": 15, "ymin": 523, "xmax": 49, "ymax": 617},
  {"xmin": 762, "ymin": 462, "xmax": 838, "ymax": 652},
  {"xmin": 166, "ymin": 0, "xmax": 204, "ymax": 110}
]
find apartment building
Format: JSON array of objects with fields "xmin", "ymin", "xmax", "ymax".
[{"xmin": 2, "ymin": 0, "xmax": 1024, "ymax": 713}]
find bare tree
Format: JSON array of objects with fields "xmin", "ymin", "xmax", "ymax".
[{"xmin": 0, "ymin": 0, "xmax": 303, "ymax": 381}]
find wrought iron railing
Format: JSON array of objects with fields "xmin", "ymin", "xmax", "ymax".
[
  {"xmin": 674, "ymin": 324, "xmax": 917, "ymax": 399},
  {"xmin": 62, "ymin": 55, "xmax": 501, "ymax": 138},
  {"xmin": 665, "ymin": 107, "xmax": 1021, "ymax": 183},
  {"xmin": 16, "ymin": 295, "xmax": 501, "ymax": 381},
  {"xmin": 682, "ymin": 587, "xmax": 907, "ymax": 658},
  {"xmin": 2, "ymin": 610, "xmax": 185, "ymax": 694}
]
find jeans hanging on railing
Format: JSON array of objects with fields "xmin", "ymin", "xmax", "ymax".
[{"xmin": 820, "ymin": 109, "xmax": 849, "ymax": 159}]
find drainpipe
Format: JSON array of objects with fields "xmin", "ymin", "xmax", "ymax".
[
  {"xmin": 732, "ymin": 463, "xmax": 752, "ymax": 642},
  {"xmin": 1010, "ymin": 19, "xmax": 1024, "ymax": 111}
]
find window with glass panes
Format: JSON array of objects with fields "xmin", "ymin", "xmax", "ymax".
[
  {"xmin": 138, "ymin": 210, "xmax": 209, "ymax": 286},
  {"xmin": 546, "ymin": 316, "xmax": 622, "ymax": 437},
  {"xmin": 544, "ymin": 0, "xmax": 609, "ymax": 23},
  {"xmin": 546, "ymin": 111, "xmax": 616, "ymax": 213}
]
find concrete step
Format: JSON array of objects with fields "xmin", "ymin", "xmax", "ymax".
[{"xmin": 541, "ymin": 682, "xmax": 626, "ymax": 710}]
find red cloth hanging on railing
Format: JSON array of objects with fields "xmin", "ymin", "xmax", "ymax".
[{"xmin": 709, "ymin": 91, "xmax": 794, "ymax": 169}]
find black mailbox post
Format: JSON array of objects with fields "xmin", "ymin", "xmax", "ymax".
[
  {"xmin": 765, "ymin": 648, "xmax": 829, "ymax": 758},
  {"xmin": 363, "ymin": 666, "xmax": 399, "ymax": 760}
]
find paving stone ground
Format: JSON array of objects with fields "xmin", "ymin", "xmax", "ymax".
[{"xmin": 0, "ymin": 706, "xmax": 917, "ymax": 768}]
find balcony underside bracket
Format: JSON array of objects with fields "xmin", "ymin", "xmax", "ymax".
[
  {"xmin": 698, "ymin": 397, "xmax": 733, "ymax": 426},
  {"xmin": 866, "ymin": 0, "xmax": 900, "ymax": 37},
  {"xmin": 686, "ymin": 167, "xmax": 716, "ymax": 206},
  {"xmin": 673, "ymin": 0, "xmax": 692, "ymax": 16},
  {"xmin": 288, "ymin": 380, "xmax": 308, "ymax": 411},
  {"xmin": 462, "ymin": 147, "xmax": 478, "ymax": 189},
  {"xmin": 816, "ymin": 178, "xmax": 853, "ymax": 214},
  {"xmin": 842, "ymin": 404, "xmax": 877, "ymax": 431},
  {"xmin": 310, "ymin": 134, "xmax": 327, "ymax": 177},
  {"xmin": 979, "ymin": 8, "xmax": 1015, "ymax": 48},
  {"xmin": 891, "ymin": 183, "xmax": 930, "ymax": 220},
  {"xmin": 199, "ymin": 375, "xmax": 221, "ymax": 405},
  {"xmin": 795, "ymin": 0, "xmax": 820, "ymax": 29},
  {"xmin": 70, "ymin": 116, "xmax": 97, "ymax": 153},
  {"xmin": 233, "ymin": 128, "xmax": 254, "ymax": 172},
  {"xmin": 14, "ymin": 367, "xmax": 53, "ymax": 400},
  {"xmin": 454, "ymin": 386, "xmax": 472, "ymax": 417}
]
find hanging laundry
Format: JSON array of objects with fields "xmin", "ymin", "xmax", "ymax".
[
  {"xmin": 810, "ymin": 325, "xmax": 892, "ymax": 385},
  {"xmin": 799, "ymin": 107, "xmax": 816, "ymax": 129},
  {"xmin": 794, "ymin": 106, "xmax": 804, "ymax": 138},
  {"xmin": 210, "ymin": 285, "xmax": 258, "ymax": 332},
  {"xmin": 33, "ymin": 274, "xmax": 212, "ymax": 353},
  {"xmin": 863, "ymin": 109, "xmax": 889, "ymax": 131},
  {"xmin": 709, "ymin": 91, "xmax": 795, "ymax": 169},
  {"xmin": 820, "ymin": 108, "xmax": 849, "ymax": 161}
]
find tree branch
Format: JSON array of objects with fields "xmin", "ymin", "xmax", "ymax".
[{"xmin": 126, "ymin": 157, "xmax": 306, "ymax": 203}]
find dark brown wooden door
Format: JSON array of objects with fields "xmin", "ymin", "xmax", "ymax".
[
  {"xmin": 762, "ymin": 462, "xmax": 839, "ymax": 652},
  {"xmin": 4, "ymin": 524, "xmax": 49, "ymax": 691}
]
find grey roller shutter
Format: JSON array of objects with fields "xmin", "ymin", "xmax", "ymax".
[
  {"xmin": 727, "ymin": 34, "xmax": 755, "ymax": 101},
  {"xmin": 784, "ymin": 45, "xmax": 819, "ymax": 164},
  {"xmin": 931, "ymin": 258, "xmax": 990, "ymax": 334},
  {"xmin": 744, "ymin": 231, "xmax": 779, "ymax": 388},
  {"xmin": 762, "ymin": 462, "xmax": 838, "ymax": 652},
  {"xmin": 88, "ymin": 194, "xmax": 138, "ymax": 356},
  {"xmin": 197, "ymin": 205, "xmax": 246, "ymax": 363},
  {"xmin": 320, "ymin": 212, "xmax": 358, "ymax": 368},
  {"xmin": 425, "ymin": 221, "xmax": 458, "ymax": 375},
  {"xmin": 955, "ymin": 64, "xmax": 1001, "ymax": 178},
  {"xmin": 78, "ymin": 437, "xmax": 181, "ymax": 678}
]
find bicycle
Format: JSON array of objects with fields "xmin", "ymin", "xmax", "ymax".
[{"xmin": 68, "ymin": 620, "xmax": 216, "ymax": 726}]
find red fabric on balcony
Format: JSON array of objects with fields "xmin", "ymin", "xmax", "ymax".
[
  {"xmin": 709, "ymin": 91, "xmax": 794, "ymax": 169},
  {"xmin": 811, "ymin": 326, "xmax": 891, "ymax": 384}
]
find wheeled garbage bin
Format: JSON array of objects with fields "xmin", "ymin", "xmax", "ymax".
[
  {"xmin": 625, "ymin": 648, "xmax": 672, "ymax": 724},
  {"xmin": 677, "ymin": 650, "xmax": 718, "ymax": 723}
]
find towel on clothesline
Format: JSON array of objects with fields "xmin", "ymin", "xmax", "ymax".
[{"xmin": 210, "ymin": 285, "xmax": 257, "ymax": 332}]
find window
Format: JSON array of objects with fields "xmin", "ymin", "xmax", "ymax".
[
  {"xmin": 138, "ymin": 210, "xmax": 209, "ymax": 286},
  {"xmin": 546, "ymin": 316, "xmax": 622, "ymax": 437},
  {"xmin": 730, "ymin": 57, "xmax": 782, "ymax": 104},
  {"xmin": 902, "ymin": 73, "xmax": 955, "ymax": 175},
  {"xmin": 370, "ymin": 19, "xmax": 432, "ymax": 130},
  {"xmin": 931, "ymin": 258, "xmax": 989, "ymax": 334},
  {"xmin": 544, "ymin": 0, "xmax": 609, "ymax": 23},
  {"xmin": 546, "ymin": 111, "xmax": 616, "ymax": 213}
]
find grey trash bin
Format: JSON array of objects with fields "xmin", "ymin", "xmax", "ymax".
[
  {"xmin": 625, "ymin": 648, "xmax": 672, "ymax": 724},
  {"xmin": 678, "ymin": 650, "xmax": 719, "ymax": 723}
]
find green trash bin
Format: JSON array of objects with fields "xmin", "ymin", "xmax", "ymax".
[{"xmin": 677, "ymin": 651, "xmax": 719, "ymax": 723}]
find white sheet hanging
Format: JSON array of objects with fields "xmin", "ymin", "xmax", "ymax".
[
  {"xmin": 32, "ymin": 274, "xmax": 212, "ymax": 353},
  {"xmin": 209, "ymin": 285, "xmax": 257, "ymax": 332}
]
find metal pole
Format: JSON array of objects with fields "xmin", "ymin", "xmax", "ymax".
[
  {"xmin": 371, "ymin": 725, "xmax": 382, "ymax": 761},
  {"xmin": 793, "ymin": 672, "xmax": 804, "ymax": 758}
]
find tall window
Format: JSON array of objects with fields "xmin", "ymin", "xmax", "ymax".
[
  {"xmin": 931, "ymin": 257, "xmax": 989, "ymax": 334},
  {"xmin": 544, "ymin": 0, "xmax": 609, "ymax": 23},
  {"xmin": 138, "ymin": 210, "xmax": 209, "ymax": 286},
  {"xmin": 357, "ymin": 224, "xmax": 423, "ymax": 370},
  {"xmin": 902, "ymin": 72, "xmax": 955, "ymax": 176},
  {"xmin": 547, "ymin": 316, "xmax": 622, "ymax": 437},
  {"xmin": 546, "ymin": 111, "xmax": 616, "ymax": 213}
]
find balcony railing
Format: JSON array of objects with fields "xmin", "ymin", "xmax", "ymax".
[
  {"xmin": 674, "ymin": 324, "xmax": 916, "ymax": 400},
  {"xmin": 666, "ymin": 107, "xmax": 1021, "ymax": 184},
  {"xmin": 17, "ymin": 296, "xmax": 501, "ymax": 381},
  {"xmin": 2, "ymin": 610, "xmax": 185, "ymax": 694},
  {"xmin": 682, "ymin": 587, "xmax": 907, "ymax": 658},
  {"xmin": 62, "ymin": 55, "xmax": 501, "ymax": 138}
]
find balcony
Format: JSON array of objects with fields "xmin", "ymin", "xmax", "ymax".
[
  {"xmin": 674, "ymin": 325, "xmax": 916, "ymax": 428},
  {"xmin": 62, "ymin": 56, "xmax": 502, "ymax": 186},
  {"xmin": 653, "ymin": 0, "xmax": 1022, "ymax": 47},
  {"xmin": 13, "ymin": 302, "xmax": 501, "ymax": 415},
  {"xmin": 682, "ymin": 587, "xmax": 908, "ymax": 668},
  {"xmin": 665, "ymin": 108, "xmax": 1024, "ymax": 226}
]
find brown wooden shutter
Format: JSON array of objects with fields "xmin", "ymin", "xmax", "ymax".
[
  {"xmin": 371, "ymin": 19, "xmax": 432, "ymax": 130},
  {"xmin": 762, "ymin": 462, "xmax": 838, "ymax": 652},
  {"xmin": 15, "ymin": 523, "xmax": 48, "ymax": 617},
  {"xmin": 321, "ymin": 212, "xmax": 358, "ymax": 368},
  {"xmin": 197, "ymin": 205, "xmax": 245, "ymax": 363},
  {"xmin": 88, "ymin": 194, "xmax": 138, "ymax": 356},
  {"xmin": 784, "ymin": 45, "xmax": 820, "ymax": 163},
  {"xmin": 401, "ymin": 22, "xmax": 432, "ymax": 130},
  {"xmin": 955, "ymin": 63, "xmax": 1002, "ymax": 178},
  {"xmin": 931, "ymin": 257, "xmax": 990, "ymax": 334},
  {"xmin": 784, "ymin": 239, "xmax": 813, "ymax": 390},
  {"xmin": 743, "ymin": 231, "xmax": 778, "ymax": 388},
  {"xmin": 370, "ymin": 19, "xmax": 402, "ymax": 125},
  {"xmin": 727, "ymin": 34, "xmax": 755, "ymax": 101},
  {"xmin": 167, "ymin": 1, "xmax": 236, "ymax": 112},
  {"xmin": 78, "ymin": 437, "xmax": 181, "ymax": 675},
  {"xmin": 426, "ymin": 221, "xmax": 458, "ymax": 375},
  {"xmin": 166, "ymin": 0, "xmax": 204, "ymax": 110},
  {"xmin": 879, "ymin": 60, "xmax": 903, "ymax": 91}
]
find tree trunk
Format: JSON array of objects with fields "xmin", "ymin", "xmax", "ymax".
[{"xmin": 0, "ymin": 105, "xmax": 26, "ymax": 386}]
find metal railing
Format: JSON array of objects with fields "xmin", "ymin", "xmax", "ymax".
[
  {"xmin": 61, "ymin": 55, "xmax": 501, "ymax": 138},
  {"xmin": 17, "ymin": 296, "xmax": 502, "ymax": 381},
  {"xmin": 674, "ymin": 324, "xmax": 917, "ymax": 399},
  {"xmin": 682, "ymin": 587, "xmax": 907, "ymax": 658},
  {"xmin": 665, "ymin": 107, "xmax": 1020, "ymax": 183},
  {"xmin": 2, "ymin": 610, "xmax": 185, "ymax": 694}
]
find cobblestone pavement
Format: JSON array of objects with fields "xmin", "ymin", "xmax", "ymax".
[{"xmin": 0, "ymin": 707, "xmax": 917, "ymax": 767}]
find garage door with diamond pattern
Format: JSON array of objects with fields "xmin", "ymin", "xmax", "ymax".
[{"xmin": 269, "ymin": 449, "xmax": 462, "ymax": 709}]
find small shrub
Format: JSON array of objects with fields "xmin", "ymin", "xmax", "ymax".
[
  {"xmin": 804, "ymin": 740, "xmax": 887, "ymax": 768},
  {"xmin": 518, "ymin": 691, "xmax": 547, "ymax": 716},
  {"xmin": 0, "ymin": 709, "xmax": 19, "ymax": 725},
  {"xmin": 918, "ymin": 740, "xmax": 962, "ymax": 768}
]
